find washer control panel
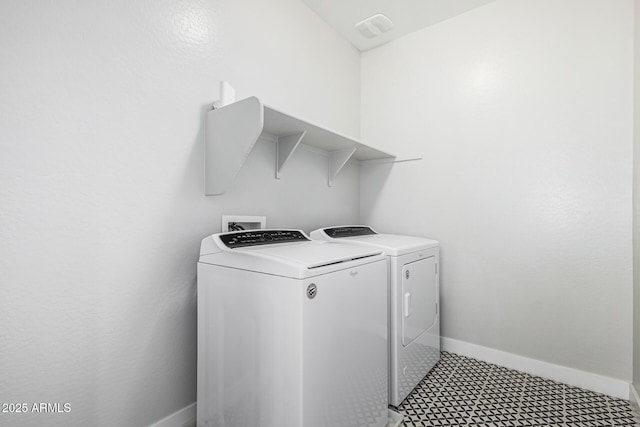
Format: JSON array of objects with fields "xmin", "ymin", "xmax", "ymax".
[
  {"xmin": 220, "ymin": 230, "xmax": 309, "ymax": 248},
  {"xmin": 324, "ymin": 226, "xmax": 377, "ymax": 238}
]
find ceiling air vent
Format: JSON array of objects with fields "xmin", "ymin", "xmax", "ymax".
[{"xmin": 355, "ymin": 14, "xmax": 393, "ymax": 39}]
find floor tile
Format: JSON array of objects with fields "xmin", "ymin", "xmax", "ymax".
[{"xmin": 393, "ymin": 351, "xmax": 640, "ymax": 427}]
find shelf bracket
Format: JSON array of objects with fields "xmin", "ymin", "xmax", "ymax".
[
  {"xmin": 328, "ymin": 147, "xmax": 357, "ymax": 187},
  {"xmin": 276, "ymin": 131, "xmax": 306, "ymax": 179}
]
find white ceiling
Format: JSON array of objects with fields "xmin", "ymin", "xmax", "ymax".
[{"xmin": 302, "ymin": 0, "xmax": 497, "ymax": 51}]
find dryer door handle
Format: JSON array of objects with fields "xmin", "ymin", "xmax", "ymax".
[{"xmin": 404, "ymin": 292, "xmax": 412, "ymax": 317}]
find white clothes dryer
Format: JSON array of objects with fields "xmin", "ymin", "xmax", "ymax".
[
  {"xmin": 197, "ymin": 229, "xmax": 389, "ymax": 427},
  {"xmin": 310, "ymin": 226, "xmax": 440, "ymax": 407}
]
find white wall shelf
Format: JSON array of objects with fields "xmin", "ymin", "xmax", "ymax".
[{"xmin": 204, "ymin": 96, "xmax": 395, "ymax": 195}]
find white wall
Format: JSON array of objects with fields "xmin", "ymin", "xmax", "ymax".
[
  {"xmin": 633, "ymin": 0, "xmax": 640, "ymax": 393},
  {"xmin": 0, "ymin": 0, "xmax": 360, "ymax": 425},
  {"xmin": 361, "ymin": 0, "xmax": 633, "ymax": 381}
]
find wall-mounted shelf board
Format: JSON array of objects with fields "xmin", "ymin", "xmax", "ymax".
[{"xmin": 205, "ymin": 96, "xmax": 395, "ymax": 195}]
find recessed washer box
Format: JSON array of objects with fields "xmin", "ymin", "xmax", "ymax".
[{"xmin": 221, "ymin": 215, "xmax": 266, "ymax": 232}]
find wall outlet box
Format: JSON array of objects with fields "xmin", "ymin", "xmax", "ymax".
[{"xmin": 222, "ymin": 215, "xmax": 266, "ymax": 232}]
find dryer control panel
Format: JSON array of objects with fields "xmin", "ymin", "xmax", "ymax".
[
  {"xmin": 220, "ymin": 230, "xmax": 309, "ymax": 248},
  {"xmin": 323, "ymin": 226, "xmax": 377, "ymax": 238}
]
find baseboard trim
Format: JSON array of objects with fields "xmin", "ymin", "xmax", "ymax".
[
  {"xmin": 441, "ymin": 337, "xmax": 630, "ymax": 400},
  {"xmin": 149, "ymin": 402, "xmax": 196, "ymax": 427}
]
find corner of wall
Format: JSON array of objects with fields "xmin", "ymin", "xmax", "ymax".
[{"xmin": 630, "ymin": 383, "xmax": 640, "ymax": 408}]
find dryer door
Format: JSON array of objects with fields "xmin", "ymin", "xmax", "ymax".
[{"xmin": 401, "ymin": 256, "xmax": 437, "ymax": 346}]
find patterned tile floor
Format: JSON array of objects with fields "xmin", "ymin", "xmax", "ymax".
[{"xmin": 392, "ymin": 352, "xmax": 640, "ymax": 427}]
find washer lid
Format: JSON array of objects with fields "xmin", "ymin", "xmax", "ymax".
[
  {"xmin": 310, "ymin": 226, "xmax": 439, "ymax": 256},
  {"xmin": 199, "ymin": 229, "xmax": 384, "ymax": 278}
]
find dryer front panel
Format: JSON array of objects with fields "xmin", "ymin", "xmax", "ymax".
[{"xmin": 401, "ymin": 256, "xmax": 437, "ymax": 346}]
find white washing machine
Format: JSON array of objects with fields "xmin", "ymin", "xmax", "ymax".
[
  {"xmin": 197, "ymin": 229, "xmax": 389, "ymax": 427},
  {"xmin": 310, "ymin": 226, "xmax": 440, "ymax": 407}
]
